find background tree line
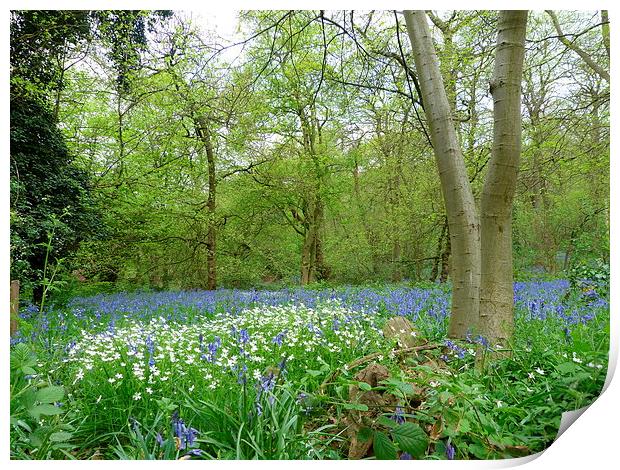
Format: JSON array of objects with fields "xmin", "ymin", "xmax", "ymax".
[{"xmin": 10, "ymin": 9, "xmax": 609, "ymax": 300}]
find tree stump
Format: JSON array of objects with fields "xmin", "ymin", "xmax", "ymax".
[
  {"xmin": 382, "ymin": 316, "xmax": 424, "ymax": 348},
  {"xmin": 346, "ymin": 363, "xmax": 396, "ymax": 459}
]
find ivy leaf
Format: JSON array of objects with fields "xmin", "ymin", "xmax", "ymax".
[
  {"xmin": 21, "ymin": 366, "xmax": 36, "ymax": 375},
  {"xmin": 357, "ymin": 427, "xmax": 373, "ymax": 442},
  {"xmin": 343, "ymin": 403, "xmax": 369, "ymax": 412},
  {"xmin": 373, "ymin": 431, "xmax": 397, "ymax": 460},
  {"xmin": 29, "ymin": 403, "xmax": 63, "ymax": 420},
  {"xmin": 49, "ymin": 431, "xmax": 73, "ymax": 442},
  {"xmin": 380, "ymin": 378, "xmax": 415, "ymax": 396},
  {"xmin": 392, "ymin": 422, "xmax": 428, "ymax": 458},
  {"xmin": 468, "ymin": 442, "xmax": 489, "ymax": 459},
  {"xmin": 358, "ymin": 382, "xmax": 372, "ymax": 391},
  {"xmin": 35, "ymin": 385, "xmax": 64, "ymax": 404},
  {"xmin": 377, "ymin": 415, "xmax": 398, "ymax": 429},
  {"xmin": 556, "ymin": 362, "xmax": 578, "ymax": 374}
]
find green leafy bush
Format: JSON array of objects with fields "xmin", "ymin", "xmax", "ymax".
[{"xmin": 10, "ymin": 344, "xmax": 76, "ymax": 459}]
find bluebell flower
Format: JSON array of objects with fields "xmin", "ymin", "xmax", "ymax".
[
  {"xmin": 272, "ymin": 331, "xmax": 286, "ymax": 346},
  {"xmin": 205, "ymin": 337, "xmax": 220, "ymax": 363},
  {"xmin": 446, "ymin": 442, "xmax": 455, "ymax": 460},
  {"xmin": 185, "ymin": 426, "xmax": 199, "ymax": 447},
  {"xmin": 171, "ymin": 410, "xmax": 199, "ymax": 450},
  {"xmin": 391, "ymin": 406, "xmax": 405, "ymax": 425},
  {"xmin": 475, "ymin": 335, "xmax": 490, "ymax": 350},
  {"xmin": 400, "ymin": 452, "xmax": 413, "ymax": 460},
  {"xmin": 237, "ymin": 364, "xmax": 248, "ymax": 385},
  {"xmin": 444, "ymin": 339, "xmax": 467, "ymax": 359},
  {"xmin": 129, "ymin": 416, "xmax": 139, "ymax": 432},
  {"xmin": 259, "ymin": 372, "xmax": 276, "ymax": 394},
  {"xmin": 183, "ymin": 449, "xmax": 202, "ymax": 457}
]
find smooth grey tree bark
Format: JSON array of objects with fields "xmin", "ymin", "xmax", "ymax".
[
  {"xmin": 404, "ymin": 10, "xmax": 481, "ymax": 338},
  {"xmin": 479, "ymin": 11, "xmax": 528, "ymax": 348},
  {"xmin": 404, "ymin": 10, "xmax": 528, "ymax": 345}
]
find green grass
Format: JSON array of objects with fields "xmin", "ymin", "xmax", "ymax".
[{"xmin": 10, "ymin": 281, "xmax": 609, "ymax": 459}]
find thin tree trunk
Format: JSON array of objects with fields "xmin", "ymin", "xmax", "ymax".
[
  {"xmin": 390, "ymin": 146, "xmax": 403, "ymax": 282},
  {"xmin": 479, "ymin": 10, "xmax": 528, "ymax": 348},
  {"xmin": 404, "ymin": 10, "xmax": 481, "ymax": 338},
  {"xmin": 430, "ymin": 218, "xmax": 447, "ymax": 282},
  {"xmin": 300, "ymin": 198, "xmax": 317, "ymax": 285},
  {"xmin": 440, "ymin": 229, "xmax": 451, "ymax": 283},
  {"xmin": 116, "ymin": 94, "xmax": 126, "ymax": 179},
  {"xmin": 314, "ymin": 198, "xmax": 330, "ymax": 280},
  {"xmin": 352, "ymin": 153, "xmax": 378, "ymax": 274},
  {"xmin": 196, "ymin": 116, "xmax": 217, "ymax": 290},
  {"xmin": 391, "ymin": 239, "xmax": 402, "ymax": 282},
  {"xmin": 546, "ymin": 10, "xmax": 609, "ymax": 83},
  {"xmin": 601, "ymin": 10, "xmax": 610, "ymax": 60}
]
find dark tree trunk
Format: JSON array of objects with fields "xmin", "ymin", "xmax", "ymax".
[
  {"xmin": 196, "ymin": 116, "xmax": 217, "ymax": 290},
  {"xmin": 440, "ymin": 229, "xmax": 451, "ymax": 283},
  {"xmin": 430, "ymin": 219, "xmax": 447, "ymax": 282}
]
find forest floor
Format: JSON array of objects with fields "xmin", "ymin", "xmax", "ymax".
[{"xmin": 10, "ymin": 280, "xmax": 609, "ymax": 460}]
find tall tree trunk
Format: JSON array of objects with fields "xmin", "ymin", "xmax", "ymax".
[
  {"xmin": 601, "ymin": 10, "xmax": 610, "ymax": 60},
  {"xmin": 299, "ymin": 105, "xmax": 330, "ymax": 285},
  {"xmin": 391, "ymin": 239, "xmax": 402, "ymax": 282},
  {"xmin": 116, "ymin": 93, "xmax": 126, "ymax": 180},
  {"xmin": 405, "ymin": 10, "xmax": 481, "ymax": 338},
  {"xmin": 391, "ymin": 150, "xmax": 404, "ymax": 282},
  {"xmin": 196, "ymin": 116, "xmax": 217, "ymax": 290},
  {"xmin": 353, "ymin": 152, "xmax": 379, "ymax": 274},
  {"xmin": 315, "ymin": 196, "xmax": 331, "ymax": 280},
  {"xmin": 479, "ymin": 11, "xmax": 528, "ymax": 348},
  {"xmin": 300, "ymin": 196, "xmax": 318, "ymax": 284}
]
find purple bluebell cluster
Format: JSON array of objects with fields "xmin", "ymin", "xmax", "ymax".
[
  {"xmin": 63, "ymin": 285, "xmax": 449, "ymax": 325},
  {"xmin": 465, "ymin": 331, "xmax": 490, "ymax": 350},
  {"xmin": 171, "ymin": 410, "xmax": 199, "ymax": 450},
  {"xmin": 203, "ymin": 337, "xmax": 220, "ymax": 363},
  {"xmin": 391, "ymin": 406, "xmax": 406, "ymax": 425},
  {"xmin": 145, "ymin": 334, "xmax": 155, "ymax": 367},
  {"xmin": 446, "ymin": 442, "xmax": 456, "ymax": 460},
  {"xmin": 16, "ymin": 280, "xmax": 607, "ymax": 358},
  {"xmin": 272, "ymin": 331, "xmax": 286, "ymax": 346},
  {"xmin": 444, "ymin": 339, "xmax": 467, "ymax": 360},
  {"xmin": 255, "ymin": 372, "xmax": 277, "ymax": 415}
]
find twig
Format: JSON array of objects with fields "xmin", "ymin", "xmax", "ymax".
[{"xmin": 318, "ymin": 343, "xmax": 442, "ymax": 394}]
